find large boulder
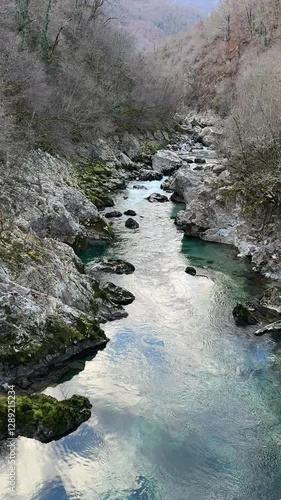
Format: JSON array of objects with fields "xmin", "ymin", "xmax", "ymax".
[
  {"xmin": 146, "ymin": 193, "xmax": 169, "ymax": 203},
  {"xmin": 199, "ymin": 126, "xmax": 223, "ymax": 147},
  {"xmin": 120, "ymin": 133, "xmax": 141, "ymax": 160},
  {"xmin": 233, "ymin": 297, "xmax": 281, "ymax": 330},
  {"xmin": 152, "ymin": 150, "xmax": 182, "ymax": 175},
  {"xmin": 233, "ymin": 303, "xmax": 259, "ymax": 326},
  {"xmin": 102, "ymin": 283, "xmax": 135, "ymax": 305},
  {"xmin": 0, "ymin": 394, "xmax": 92, "ymax": 443},
  {"xmin": 138, "ymin": 170, "xmax": 163, "ymax": 181},
  {"xmin": 87, "ymin": 258, "xmax": 135, "ymax": 275},
  {"xmin": 91, "ymin": 138, "xmax": 117, "ymax": 163}
]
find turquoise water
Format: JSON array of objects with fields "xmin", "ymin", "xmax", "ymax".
[{"xmin": 1, "ymin": 180, "xmax": 281, "ymax": 499}]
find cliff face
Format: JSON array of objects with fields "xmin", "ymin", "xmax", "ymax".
[
  {"xmin": 0, "ymin": 128, "xmax": 172, "ymax": 387},
  {"xmin": 0, "ymin": 151, "xmax": 126, "ymax": 386}
]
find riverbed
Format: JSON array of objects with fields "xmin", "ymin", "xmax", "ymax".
[{"xmin": 1, "ymin": 179, "xmax": 281, "ymax": 499}]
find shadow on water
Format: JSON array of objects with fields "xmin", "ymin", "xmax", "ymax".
[
  {"xmin": 19, "ymin": 345, "xmax": 107, "ymax": 394},
  {"xmin": 77, "ymin": 240, "xmax": 110, "ymax": 264}
]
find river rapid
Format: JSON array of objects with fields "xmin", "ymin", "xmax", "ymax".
[{"xmin": 1, "ymin": 178, "xmax": 281, "ymax": 500}]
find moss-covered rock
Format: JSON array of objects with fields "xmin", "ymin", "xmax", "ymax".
[
  {"xmin": 75, "ymin": 160, "xmax": 124, "ymax": 210},
  {"xmin": 233, "ymin": 301, "xmax": 281, "ymax": 328},
  {"xmin": 0, "ymin": 315, "xmax": 106, "ymax": 369},
  {"xmin": 102, "ymin": 282, "xmax": 135, "ymax": 305},
  {"xmin": 233, "ymin": 303, "xmax": 259, "ymax": 326},
  {"xmin": 138, "ymin": 140, "xmax": 165, "ymax": 164},
  {"xmin": 0, "ymin": 394, "xmax": 92, "ymax": 443}
]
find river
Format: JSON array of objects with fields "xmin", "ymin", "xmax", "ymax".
[{"xmin": 1, "ymin": 179, "xmax": 281, "ymax": 499}]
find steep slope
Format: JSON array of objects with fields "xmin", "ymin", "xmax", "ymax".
[
  {"xmin": 106, "ymin": 0, "xmax": 204, "ymax": 49},
  {"xmin": 154, "ymin": 0, "xmax": 281, "ymax": 272}
]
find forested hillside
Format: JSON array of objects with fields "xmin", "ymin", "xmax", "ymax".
[
  {"xmin": 107, "ymin": 0, "xmax": 203, "ymax": 49},
  {"xmin": 0, "ymin": 0, "xmax": 182, "ymax": 160},
  {"xmin": 157, "ymin": 0, "xmax": 281, "ymax": 211}
]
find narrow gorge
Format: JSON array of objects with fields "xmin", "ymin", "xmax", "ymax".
[{"xmin": 1, "ymin": 116, "xmax": 281, "ymax": 498}]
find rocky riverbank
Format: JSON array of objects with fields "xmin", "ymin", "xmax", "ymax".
[
  {"xmin": 1, "ymin": 113, "xmax": 280, "ymax": 441},
  {"xmin": 0, "ymin": 124, "xmax": 184, "ymax": 441},
  {"xmin": 161, "ymin": 114, "xmax": 281, "ymax": 281},
  {"xmin": 0, "ymin": 128, "xmax": 179, "ymax": 389}
]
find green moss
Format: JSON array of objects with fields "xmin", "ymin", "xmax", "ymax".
[
  {"xmin": 139, "ymin": 140, "xmax": 165, "ymax": 161},
  {"xmin": 0, "ymin": 316, "xmax": 106, "ymax": 368},
  {"xmin": 75, "ymin": 160, "xmax": 117, "ymax": 210},
  {"xmin": 88, "ymin": 218, "xmax": 114, "ymax": 238},
  {"xmin": 0, "ymin": 394, "xmax": 91, "ymax": 438},
  {"xmin": 92, "ymin": 279, "xmax": 111, "ymax": 302}
]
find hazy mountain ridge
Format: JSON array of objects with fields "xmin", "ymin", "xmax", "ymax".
[{"xmin": 107, "ymin": 0, "xmax": 210, "ymax": 49}]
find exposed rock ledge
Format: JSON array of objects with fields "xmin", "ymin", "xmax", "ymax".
[{"xmin": 0, "ymin": 394, "xmax": 91, "ymax": 443}]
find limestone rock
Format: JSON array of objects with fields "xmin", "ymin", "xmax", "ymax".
[
  {"xmin": 146, "ymin": 193, "xmax": 169, "ymax": 203},
  {"xmin": 138, "ymin": 170, "xmax": 163, "ymax": 181},
  {"xmin": 87, "ymin": 259, "xmax": 135, "ymax": 275},
  {"xmin": 233, "ymin": 303, "xmax": 259, "ymax": 326},
  {"xmin": 102, "ymin": 283, "xmax": 135, "ymax": 305},
  {"xmin": 152, "ymin": 150, "xmax": 182, "ymax": 175},
  {"xmin": 255, "ymin": 320, "xmax": 281, "ymax": 336}
]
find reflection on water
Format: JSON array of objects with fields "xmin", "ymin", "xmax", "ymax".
[{"xmin": 1, "ymin": 180, "xmax": 281, "ymax": 500}]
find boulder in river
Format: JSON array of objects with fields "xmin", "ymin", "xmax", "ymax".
[
  {"xmin": 104, "ymin": 211, "xmax": 123, "ymax": 219},
  {"xmin": 233, "ymin": 303, "xmax": 259, "ymax": 326},
  {"xmin": 138, "ymin": 170, "xmax": 163, "ymax": 181},
  {"xmin": 233, "ymin": 293, "xmax": 281, "ymax": 329},
  {"xmin": 124, "ymin": 210, "xmax": 137, "ymax": 216},
  {"xmin": 133, "ymin": 185, "xmax": 147, "ymax": 190},
  {"xmin": 152, "ymin": 150, "xmax": 182, "ymax": 175},
  {"xmin": 88, "ymin": 258, "xmax": 135, "ymax": 275},
  {"xmin": 161, "ymin": 180, "xmax": 172, "ymax": 192},
  {"xmin": 146, "ymin": 193, "xmax": 169, "ymax": 203},
  {"xmin": 102, "ymin": 282, "xmax": 135, "ymax": 305},
  {"xmin": 125, "ymin": 218, "xmax": 139, "ymax": 229},
  {"xmin": 171, "ymin": 192, "xmax": 185, "ymax": 203},
  {"xmin": 185, "ymin": 266, "xmax": 197, "ymax": 276}
]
